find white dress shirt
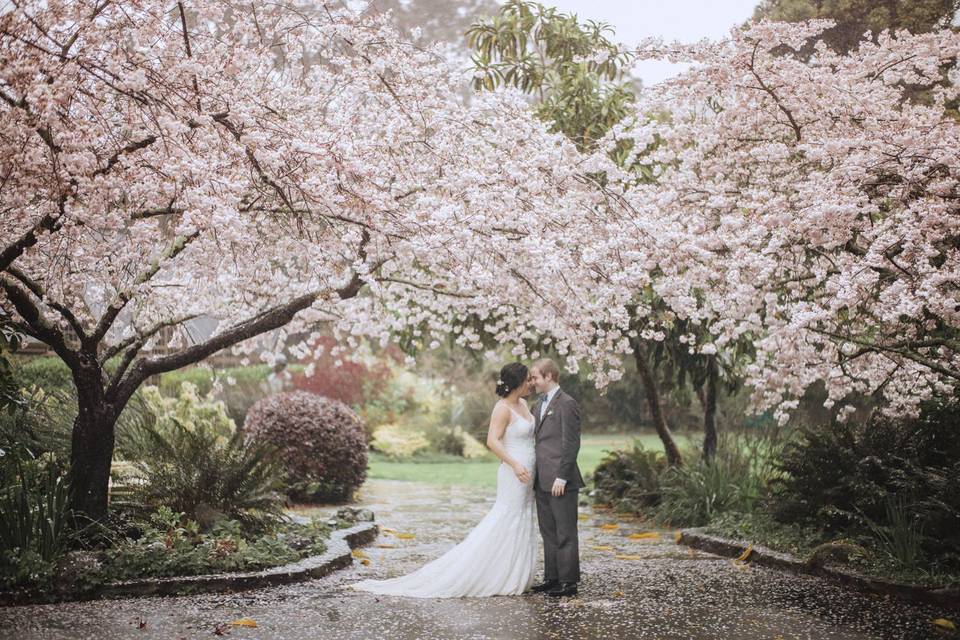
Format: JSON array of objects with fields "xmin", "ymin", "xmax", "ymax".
[{"xmin": 540, "ymin": 386, "xmax": 566, "ymax": 486}]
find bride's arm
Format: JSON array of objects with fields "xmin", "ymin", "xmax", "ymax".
[{"xmin": 485, "ymin": 404, "xmax": 531, "ymax": 483}]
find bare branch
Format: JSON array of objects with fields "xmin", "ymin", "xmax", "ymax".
[
  {"xmin": 106, "ymin": 291, "xmax": 322, "ymax": 407},
  {"xmin": 4, "ymin": 265, "xmax": 88, "ymax": 342},
  {"xmin": 0, "ymin": 274, "xmax": 79, "ymax": 368},
  {"xmin": 748, "ymin": 41, "xmax": 802, "ymax": 142},
  {"xmin": 0, "ymin": 211, "xmax": 64, "ymax": 272},
  {"xmin": 99, "ymin": 313, "xmax": 200, "ymax": 365}
]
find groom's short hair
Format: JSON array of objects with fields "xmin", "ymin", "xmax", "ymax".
[{"xmin": 532, "ymin": 358, "xmax": 560, "ymax": 382}]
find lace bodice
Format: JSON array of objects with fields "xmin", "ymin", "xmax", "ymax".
[{"xmin": 500, "ymin": 400, "xmax": 535, "ymax": 453}]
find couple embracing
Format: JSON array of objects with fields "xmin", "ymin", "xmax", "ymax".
[{"xmin": 350, "ymin": 358, "xmax": 585, "ymax": 598}]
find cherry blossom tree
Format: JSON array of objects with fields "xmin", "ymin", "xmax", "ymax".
[
  {"xmin": 0, "ymin": 0, "xmax": 605, "ymax": 521},
  {"xmin": 350, "ymin": 17, "xmax": 960, "ymax": 438},
  {"xmin": 587, "ymin": 19, "xmax": 960, "ymax": 425}
]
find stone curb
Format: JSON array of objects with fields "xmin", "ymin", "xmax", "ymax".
[
  {"xmin": 678, "ymin": 528, "xmax": 960, "ymax": 610},
  {"xmin": 0, "ymin": 522, "xmax": 379, "ymax": 606}
]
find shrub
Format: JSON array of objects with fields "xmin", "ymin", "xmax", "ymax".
[
  {"xmin": 0, "ymin": 548, "xmax": 57, "ymax": 592},
  {"xmin": 0, "ymin": 448, "xmax": 71, "ymax": 590},
  {"xmin": 592, "ymin": 430, "xmax": 784, "ymax": 524},
  {"xmin": 121, "ymin": 384, "xmax": 286, "ymax": 530},
  {"xmin": 427, "ymin": 424, "xmax": 465, "ymax": 457},
  {"xmin": 460, "ymin": 428, "xmax": 491, "ymax": 459},
  {"xmin": 773, "ymin": 396, "xmax": 960, "ymax": 570},
  {"xmin": 155, "ymin": 363, "xmax": 305, "ymax": 428},
  {"xmin": 1, "ymin": 380, "xmax": 153, "ymax": 464},
  {"xmin": 370, "ymin": 423, "xmax": 431, "ymax": 458},
  {"xmin": 592, "ymin": 443, "xmax": 667, "ymax": 513},
  {"xmin": 0, "ymin": 450, "xmax": 70, "ymax": 563},
  {"xmin": 359, "ymin": 368, "xmax": 431, "ymax": 434},
  {"xmin": 12, "ymin": 356, "xmax": 73, "ymax": 393},
  {"xmin": 142, "ymin": 383, "xmax": 235, "ymax": 441},
  {"xmin": 290, "ymin": 337, "xmax": 391, "ymax": 408},
  {"xmin": 0, "ymin": 385, "xmax": 73, "ymax": 461},
  {"xmin": 245, "ymin": 391, "xmax": 368, "ymax": 503},
  {"xmin": 658, "ymin": 450, "xmax": 758, "ymax": 526},
  {"xmin": 655, "ymin": 432, "xmax": 783, "ymax": 527},
  {"xmin": 863, "ymin": 494, "xmax": 926, "ymax": 569}
]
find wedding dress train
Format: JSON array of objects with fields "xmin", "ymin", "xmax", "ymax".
[{"xmin": 349, "ymin": 402, "xmax": 539, "ymax": 597}]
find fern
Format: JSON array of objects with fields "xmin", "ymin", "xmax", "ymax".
[{"xmin": 122, "ymin": 388, "xmax": 286, "ymax": 531}]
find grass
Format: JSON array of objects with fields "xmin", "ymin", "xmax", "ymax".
[{"xmin": 366, "ymin": 433, "xmax": 699, "ymax": 488}]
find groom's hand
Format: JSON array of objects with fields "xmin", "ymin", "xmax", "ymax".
[{"xmin": 551, "ymin": 478, "xmax": 566, "ymax": 496}]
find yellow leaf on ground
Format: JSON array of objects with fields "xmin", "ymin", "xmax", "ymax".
[
  {"xmin": 736, "ymin": 544, "xmax": 754, "ymax": 562},
  {"xmin": 592, "ymin": 545, "xmax": 614, "ymax": 551},
  {"xmin": 627, "ymin": 532, "xmax": 660, "ymax": 540},
  {"xmin": 396, "ymin": 532, "xmax": 416, "ymax": 539},
  {"xmin": 612, "ymin": 591, "xmax": 625, "ymax": 597},
  {"xmin": 381, "ymin": 527, "xmax": 397, "ymax": 534},
  {"xmin": 730, "ymin": 558, "xmax": 750, "ymax": 571},
  {"xmin": 933, "ymin": 618, "xmax": 956, "ymax": 631},
  {"xmin": 599, "ymin": 523, "xmax": 619, "ymax": 530},
  {"xmin": 351, "ymin": 549, "xmax": 368, "ymax": 559},
  {"xmin": 578, "ymin": 514, "xmax": 589, "ymax": 521},
  {"xmin": 360, "ymin": 558, "xmax": 371, "ymax": 565},
  {"xmin": 229, "ymin": 618, "xmax": 257, "ymax": 628},
  {"xmin": 614, "ymin": 554, "xmax": 643, "ymax": 560},
  {"xmin": 674, "ymin": 531, "xmax": 683, "ymax": 543}
]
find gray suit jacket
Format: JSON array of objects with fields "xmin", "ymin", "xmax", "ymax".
[{"xmin": 533, "ymin": 388, "xmax": 586, "ymax": 492}]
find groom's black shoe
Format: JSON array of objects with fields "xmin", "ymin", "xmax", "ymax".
[
  {"xmin": 530, "ymin": 579, "xmax": 559, "ymax": 593},
  {"xmin": 545, "ymin": 581, "xmax": 578, "ymax": 597}
]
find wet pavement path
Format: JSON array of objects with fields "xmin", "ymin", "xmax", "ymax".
[{"xmin": 1, "ymin": 479, "xmax": 954, "ymax": 640}]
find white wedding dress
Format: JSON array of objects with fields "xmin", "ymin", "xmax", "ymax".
[{"xmin": 349, "ymin": 401, "xmax": 539, "ymax": 597}]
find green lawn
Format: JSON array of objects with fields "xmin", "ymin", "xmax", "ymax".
[{"xmin": 366, "ymin": 433, "xmax": 699, "ymax": 488}]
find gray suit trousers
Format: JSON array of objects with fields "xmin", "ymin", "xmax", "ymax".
[{"xmin": 535, "ymin": 486, "xmax": 580, "ymax": 583}]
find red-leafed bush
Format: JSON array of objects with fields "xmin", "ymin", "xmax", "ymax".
[
  {"xmin": 290, "ymin": 336, "xmax": 391, "ymax": 407},
  {"xmin": 244, "ymin": 391, "xmax": 368, "ymax": 503}
]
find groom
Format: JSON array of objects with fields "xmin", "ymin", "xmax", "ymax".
[{"xmin": 529, "ymin": 358, "xmax": 585, "ymax": 597}]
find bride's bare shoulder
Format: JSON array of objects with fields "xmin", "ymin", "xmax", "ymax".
[{"xmin": 490, "ymin": 399, "xmax": 509, "ymax": 416}]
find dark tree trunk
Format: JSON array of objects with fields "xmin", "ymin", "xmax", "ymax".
[
  {"xmin": 68, "ymin": 359, "xmax": 116, "ymax": 523},
  {"xmin": 69, "ymin": 401, "xmax": 117, "ymax": 523},
  {"xmin": 702, "ymin": 354, "xmax": 718, "ymax": 462},
  {"xmin": 633, "ymin": 341, "xmax": 683, "ymax": 466}
]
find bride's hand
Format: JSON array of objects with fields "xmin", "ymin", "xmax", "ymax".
[{"xmin": 512, "ymin": 463, "xmax": 531, "ymax": 484}]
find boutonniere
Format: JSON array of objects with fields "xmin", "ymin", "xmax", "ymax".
[{"xmin": 546, "ymin": 410, "xmax": 554, "ymax": 417}]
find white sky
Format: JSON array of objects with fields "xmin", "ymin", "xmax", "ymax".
[{"xmin": 521, "ymin": 0, "xmax": 760, "ymax": 86}]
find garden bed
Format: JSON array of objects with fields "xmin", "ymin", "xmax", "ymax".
[
  {"xmin": 0, "ymin": 515, "xmax": 378, "ymax": 606},
  {"xmin": 679, "ymin": 527, "xmax": 960, "ymax": 610}
]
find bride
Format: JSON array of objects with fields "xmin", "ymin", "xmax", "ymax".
[{"xmin": 349, "ymin": 362, "xmax": 539, "ymax": 597}]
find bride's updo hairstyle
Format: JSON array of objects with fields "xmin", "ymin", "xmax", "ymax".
[{"xmin": 495, "ymin": 362, "xmax": 528, "ymax": 398}]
